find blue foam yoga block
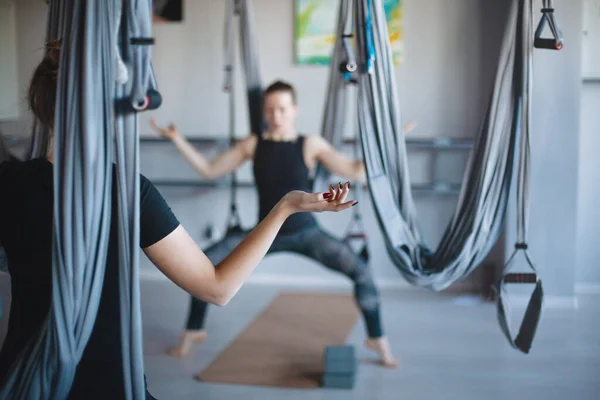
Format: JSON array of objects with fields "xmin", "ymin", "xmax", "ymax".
[
  {"xmin": 322, "ymin": 373, "xmax": 356, "ymax": 389},
  {"xmin": 324, "ymin": 345, "xmax": 356, "ymax": 374},
  {"xmin": 325, "ymin": 345, "xmax": 355, "ymax": 361}
]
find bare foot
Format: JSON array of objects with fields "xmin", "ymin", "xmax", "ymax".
[
  {"xmin": 365, "ymin": 337, "xmax": 399, "ymax": 368},
  {"xmin": 168, "ymin": 330, "xmax": 208, "ymax": 357}
]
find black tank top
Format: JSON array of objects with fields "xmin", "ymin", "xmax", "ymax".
[{"xmin": 253, "ymin": 135, "xmax": 316, "ymax": 234}]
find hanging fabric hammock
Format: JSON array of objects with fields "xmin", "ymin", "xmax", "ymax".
[
  {"xmin": 0, "ymin": 0, "xmax": 159, "ymax": 398},
  {"xmin": 313, "ymin": 0, "xmax": 355, "ymax": 190},
  {"xmin": 319, "ymin": 0, "xmax": 560, "ymax": 353},
  {"xmin": 223, "ymin": 0, "xmax": 264, "ymax": 136},
  {"xmin": 220, "ymin": 0, "xmax": 265, "ymax": 234}
]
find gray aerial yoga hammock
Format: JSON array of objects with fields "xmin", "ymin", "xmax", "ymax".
[
  {"xmin": 320, "ymin": 0, "xmax": 563, "ymax": 354},
  {"xmin": 223, "ymin": 0, "xmax": 264, "ymax": 136},
  {"xmin": 222, "ymin": 0, "xmax": 264, "ymax": 233},
  {"xmin": 0, "ymin": 0, "xmax": 158, "ymax": 398}
]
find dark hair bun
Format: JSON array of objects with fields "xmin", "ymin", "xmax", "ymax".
[
  {"xmin": 28, "ymin": 39, "xmax": 62, "ymax": 128},
  {"xmin": 44, "ymin": 39, "xmax": 61, "ymax": 69}
]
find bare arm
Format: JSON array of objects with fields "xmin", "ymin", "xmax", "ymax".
[
  {"xmin": 312, "ymin": 120, "xmax": 418, "ymax": 183},
  {"xmin": 143, "ymin": 206, "xmax": 287, "ymax": 306},
  {"xmin": 143, "ymin": 185, "xmax": 355, "ymax": 306},
  {"xmin": 150, "ymin": 118, "xmax": 256, "ymax": 180},
  {"xmin": 310, "ymin": 136, "xmax": 366, "ymax": 182}
]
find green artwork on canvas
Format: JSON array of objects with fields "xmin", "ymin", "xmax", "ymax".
[{"xmin": 294, "ymin": 0, "xmax": 403, "ymax": 66}]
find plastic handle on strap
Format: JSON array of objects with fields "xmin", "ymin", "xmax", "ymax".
[
  {"xmin": 339, "ymin": 61, "xmax": 358, "ymax": 73},
  {"xmin": 115, "ymin": 89, "xmax": 162, "ymax": 114},
  {"xmin": 130, "ymin": 37, "xmax": 155, "ymax": 46},
  {"xmin": 503, "ymin": 272, "xmax": 537, "ymax": 284},
  {"xmin": 534, "ymin": 38, "xmax": 563, "ymax": 50},
  {"xmin": 534, "ymin": 5, "xmax": 564, "ymax": 50},
  {"xmin": 346, "ymin": 233, "xmax": 367, "ymax": 240},
  {"xmin": 341, "ymin": 27, "xmax": 357, "ymax": 77}
]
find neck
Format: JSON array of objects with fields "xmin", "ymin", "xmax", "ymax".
[{"xmin": 264, "ymin": 129, "xmax": 297, "ymax": 142}]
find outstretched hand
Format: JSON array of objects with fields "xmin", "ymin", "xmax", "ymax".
[
  {"xmin": 281, "ymin": 181, "xmax": 356, "ymax": 214},
  {"xmin": 149, "ymin": 117, "xmax": 179, "ymax": 140}
]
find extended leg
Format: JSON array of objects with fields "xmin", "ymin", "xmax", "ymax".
[
  {"xmin": 169, "ymin": 231, "xmax": 247, "ymax": 357},
  {"xmin": 295, "ymin": 226, "xmax": 398, "ymax": 368}
]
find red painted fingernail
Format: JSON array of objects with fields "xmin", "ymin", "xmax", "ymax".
[{"xmin": 324, "ymin": 193, "xmax": 333, "ymax": 199}]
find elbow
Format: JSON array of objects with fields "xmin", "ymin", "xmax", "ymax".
[
  {"xmin": 198, "ymin": 168, "xmax": 214, "ymax": 180},
  {"xmin": 206, "ymin": 286, "xmax": 234, "ymax": 307},
  {"xmin": 201, "ymin": 292, "xmax": 229, "ymax": 307},
  {"xmin": 201, "ymin": 164, "xmax": 220, "ymax": 180},
  {"xmin": 212, "ymin": 293, "xmax": 232, "ymax": 307}
]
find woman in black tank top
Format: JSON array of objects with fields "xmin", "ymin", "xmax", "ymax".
[
  {"xmin": 153, "ymin": 80, "xmax": 399, "ymax": 369},
  {"xmin": 253, "ymin": 134, "xmax": 317, "ymax": 234}
]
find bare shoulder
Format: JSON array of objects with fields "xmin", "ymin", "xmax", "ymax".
[{"xmin": 304, "ymin": 135, "xmax": 330, "ymax": 152}]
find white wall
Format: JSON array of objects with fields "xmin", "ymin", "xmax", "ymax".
[
  {"xmin": 137, "ymin": 0, "xmax": 505, "ymax": 289},
  {"xmin": 0, "ymin": 0, "xmax": 47, "ymax": 141},
  {"xmin": 576, "ymin": 82, "xmax": 600, "ymax": 292},
  {"xmin": 144, "ymin": 0, "xmax": 488, "ymax": 139},
  {"xmin": 0, "ymin": 0, "xmax": 593, "ymax": 297},
  {"xmin": 0, "ymin": 0, "xmax": 20, "ymax": 120},
  {"xmin": 576, "ymin": 0, "xmax": 600, "ymax": 292}
]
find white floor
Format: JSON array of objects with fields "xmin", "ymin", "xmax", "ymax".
[{"xmin": 140, "ymin": 279, "xmax": 600, "ymax": 400}]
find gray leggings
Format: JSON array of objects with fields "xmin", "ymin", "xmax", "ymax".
[{"xmin": 186, "ymin": 224, "xmax": 384, "ymax": 338}]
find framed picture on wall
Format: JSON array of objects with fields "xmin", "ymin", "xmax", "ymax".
[
  {"xmin": 293, "ymin": 0, "xmax": 404, "ymax": 66},
  {"xmin": 152, "ymin": 0, "xmax": 183, "ymax": 23}
]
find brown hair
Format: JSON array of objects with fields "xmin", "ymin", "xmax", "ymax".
[
  {"xmin": 28, "ymin": 40, "xmax": 61, "ymax": 129},
  {"xmin": 264, "ymin": 80, "xmax": 297, "ymax": 104}
]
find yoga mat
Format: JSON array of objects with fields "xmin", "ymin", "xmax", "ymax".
[{"xmin": 198, "ymin": 292, "xmax": 359, "ymax": 388}]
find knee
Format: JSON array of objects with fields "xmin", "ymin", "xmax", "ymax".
[
  {"xmin": 353, "ymin": 264, "xmax": 376, "ymax": 288},
  {"xmin": 353, "ymin": 267, "xmax": 380, "ymax": 305},
  {"xmin": 356, "ymin": 287, "xmax": 380, "ymax": 311}
]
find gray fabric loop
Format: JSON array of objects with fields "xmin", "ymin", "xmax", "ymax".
[
  {"xmin": 495, "ymin": 245, "xmax": 543, "ymax": 354},
  {"xmin": 223, "ymin": 0, "xmax": 264, "ymax": 135},
  {"xmin": 534, "ymin": 0, "xmax": 564, "ymax": 49},
  {"xmin": 222, "ymin": 0, "xmax": 265, "ymax": 233},
  {"xmin": 0, "ymin": 1, "xmax": 153, "ymax": 398},
  {"xmin": 496, "ymin": 278, "xmax": 543, "ymax": 354},
  {"xmin": 314, "ymin": 0, "xmax": 354, "ymax": 190},
  {"xmin": 223, "ymin": 0, "xmax": 235, "ymax": 91},
  {"xmin": 319, "ymin": 0, "xmax": 543, "ymax": 353}
]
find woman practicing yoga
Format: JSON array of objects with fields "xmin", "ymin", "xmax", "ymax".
[
  {"xmin": 0, "ymin": 45, "xmax": 355, "ymax": 399},
  {"xmin": 150, "ymin": 80, "xmax": 415, "ymax": 369}
]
